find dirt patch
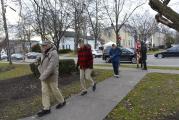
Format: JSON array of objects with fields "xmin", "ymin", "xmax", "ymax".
[{"xmin": 0, "ymin": 72, "xmax": 79, "ymax": 112}]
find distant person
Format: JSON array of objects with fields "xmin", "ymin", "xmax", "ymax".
[
  {"xmin": 77, "ymin": 42, "xmax": 96, "ymax": 96},
  {"xmin": 109, "ymin": 44, "xmax": 121, "ymax": 78},
  {"xmin": 37, "ymin": 41, "xmax": 66, "ymax": 117},
  {"xmin": 141, "ymin": 41, "xmax": 147, "ymax": 70},
  {"xmin": 135, "ymin": 40, "xmax": 141, "ymax": 68}
]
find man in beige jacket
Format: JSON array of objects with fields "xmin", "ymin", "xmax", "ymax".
[{"xmin": 37, "ymin": 41, "xmax": 66, "ymax": 117}]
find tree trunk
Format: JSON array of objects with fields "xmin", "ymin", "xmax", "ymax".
[
  {"xmin": 1, "ymin": 0, "xmax": 12, "ymax": 64},
  {"xmin": 149, "ymin": 0, "xmax": 179, "ymax": 32}
]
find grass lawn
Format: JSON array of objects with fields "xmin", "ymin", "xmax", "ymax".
[
  {"xmin": 0, "ymin": 63, "xmax": 32, "ymax": 80},
  {"xmin": 67, "ymin": 52, "xmax": 77, "ymax": 57},
  {"xmin": 94, "ymin": 64, "xmax": 179, "ymax": 70},
  {"xmin": 147, "ymin": 50, "xmax": 164, "ymax": 55},
  {"xmin": 0, "ymin": 69, "xmax": 113, "ymax": 120},
  {"xmin": 105, "ymin": 73, "xmax": 179, "ymax": 120}
]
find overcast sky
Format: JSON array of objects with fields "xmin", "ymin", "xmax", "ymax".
[{"xmin": 3, "ymin": 0, "xmax": 179, "ymax": 25}]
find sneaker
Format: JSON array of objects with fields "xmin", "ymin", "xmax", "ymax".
[
  {"xmin": 92, "ymin": 83, "xmax": 96, "ymax": 91},
  {"xmin": 37, "ymin": 109, "xmax": 51, "ymax": 117},
  {"xmin": 80, "ymin": 91, "xmax": 87, "ymax": 96},
  {"xmin": 56, "ymin": 101, "xmax": 66, "ymax": 109},
  {"xmin": 114, "ymin": 75, "xmax": 120, "ymax": 78}
]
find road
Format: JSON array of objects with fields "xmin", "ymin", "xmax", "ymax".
[
  {"xmin": 60, "ymin": 55, "xmax": 179, "ymax": 67},
  {"xmin": 1, "ymin": 55, "xmax": 179, "ymax": 67}
]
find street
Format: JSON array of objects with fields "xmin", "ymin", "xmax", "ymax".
[
  {"xmin": 60, "ymin": 55, "xmax": 179, "ymax": 67},
  {"xmin": 1, "ymin": 54, "xmax": 179, "ymax": 67}
]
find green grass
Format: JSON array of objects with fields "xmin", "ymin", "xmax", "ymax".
[
  {"xmin": 94, "ymin": 64, "xmax": 179, "ymax": 70},
  {"xmin": 0, "ymin": 63, "xmax": 32, "ymax": 80},
  {"xmin": 105, "ymin": 73, "xmax": 179, "ymax": 120},
  {"xmin": 1, "ymin": 69, "xmax": 113, "ymax": 120},
  {"xmin": 68, "ymin": 52, "xmax": 77, "ymax": 57},
  {"xmin": 147, "ymin": 50, "xmax": 164, "ymax": 54}
]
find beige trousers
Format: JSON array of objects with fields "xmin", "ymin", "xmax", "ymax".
[
  {"xmin": 80, "ymin": 69, "xmax": 94, "ymax": 91},
  {"xmin": 41, "ymin": 80, "xmax": 64, "ymax": 110}
]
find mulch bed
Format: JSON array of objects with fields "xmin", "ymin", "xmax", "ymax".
[
  {"xmin": 0, "ymin": 72, "xmax": 79, "ymax": 112},
  {"xmin": 162, "ymin": 111, "xmax": 179, "ymax": 120}
]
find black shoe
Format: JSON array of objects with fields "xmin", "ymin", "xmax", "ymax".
[
  {"xmin": 92, "ymin": 83, "xmax": 96, "ymax": 92},
  {"xmin": 142, "ymin": 68, "xmax": 147, "ymax": 70},
  {"xmin": 37, "ymin": 109, "xmax": 51, "ymax": 117},
  {"xmin": 56, "ymin": 101, "xmax": 66, "ymax": 109},
  {"xmin": 80, "ymin": 91, "xmax": 87, "ymax": 96}
]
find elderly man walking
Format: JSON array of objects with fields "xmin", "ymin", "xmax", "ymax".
[
  {"xmin": 77, "ymin": 41, "xmax": 96, "ymax": 96},
  {"xmin": 37, "ymin": 41, "xmax": 66, "ymax": 117}
]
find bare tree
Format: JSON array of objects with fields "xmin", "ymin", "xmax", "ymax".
[
  {"xmin": 83, "ymin": 0, "xmax": 105, "ymax": 49},
  {"xmin": 129, "ymin": 11, "xmax": 158, "ymax": 43},
  {"xmin": 0, "ymin": 0, "xmax": 12, "ymax": 64},
  {"xmin": 103, "ymin": 0, "xmax": 145, "ymax": 46},
  {"xmin": 30, "ymin": 0, "xmax": 73, "ymax": 51},
  {"xmin": 149, "ymin": 0, "xmax": 179, "ymax": 32},
  {"xmin": 68, "ymin": 0, "xmax": 86, "ymax": 52}
]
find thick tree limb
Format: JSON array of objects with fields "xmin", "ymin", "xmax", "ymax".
[{"xmin": 149, "ymin": 0, "xmax": 179, "ymax": 31}]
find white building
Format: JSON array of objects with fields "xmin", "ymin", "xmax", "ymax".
[{"xmin": 59, "ymin": 31, "xmax": 101, "ymax": 50}]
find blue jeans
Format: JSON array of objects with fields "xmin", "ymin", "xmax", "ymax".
[{"xmin": 112, "ymin": 61, "xmax": 119, "ymax": 75}]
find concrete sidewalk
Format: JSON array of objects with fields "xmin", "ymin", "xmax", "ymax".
[
  {"xmin": 21, "ymin": 68, "xmax": 179, "ymax": 120},
  {"xmin": 21, "ymin": 69, "xmax": 147, "ymax": 120}
]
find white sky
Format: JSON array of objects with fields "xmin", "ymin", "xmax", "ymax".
[{"xmin": 2, "ymin": 0, "xmax": 179, "ymax": 26}]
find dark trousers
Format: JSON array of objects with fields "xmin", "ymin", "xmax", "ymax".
[
  {"xmin": 112, "ymin": 61, "xmax": 119, "ymax": 75},
  {"xmin": 141, "ymin": 59, "xmax": 147, "ymax": 70}
]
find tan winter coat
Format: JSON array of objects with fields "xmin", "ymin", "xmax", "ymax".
[{"xmin": 38, "ymin": 46, "xmax": 59, "ymax": 81}]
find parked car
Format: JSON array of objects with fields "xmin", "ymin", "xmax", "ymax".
[
  {"xmin": 26, "ymin": 52, "xmax": 41, "ymax": 59},
  {"xmin": 92, "ymin": 49, "xmax": 102, "ymax": 58},
  {"xmin": 154, "ymin": 46, "xmax": 179, "ymax": 58},
  {"xmin": 0, "ymin": 53, "xmax": 7, "ymax": 60},
  {"xmin": 11, "ymin": 53, "xmax": 24, "ymax": 60},
  {"xmin": 102, "ymin": 47, "xmax": 136, "ymax": 63}
]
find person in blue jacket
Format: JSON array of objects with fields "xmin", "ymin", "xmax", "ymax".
[{"xmin": 109, "ymin": 44, "xmax": 121, "ymax": 78}]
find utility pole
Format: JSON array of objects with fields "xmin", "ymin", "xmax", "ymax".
[{"xmin": 1, "ymin": 0, "xmax": 12, "ymax": 64}]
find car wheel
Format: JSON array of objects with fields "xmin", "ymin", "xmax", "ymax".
[
  {"xmin": 131, "ymin": 57, "xmax": 137, "ymax": 64},
  {"xmin": 157, "ymin": 54, "xmax": 163, "ymax": 59},
  {"xmin": 105, "ymin": 57, "xmax": 110, "ymax": 63}
]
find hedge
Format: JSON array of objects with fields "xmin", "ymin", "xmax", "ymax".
[
  {"xmin": 58, "ymin": 49, "xmax": 72, "ymax": 54},
  {"xmin": 59, "ymin": 59, "xmax": 76, "ymax": 75},
  {"xmin": 29, "ymin": 59, "xmax": 76, "ymax": 78}
]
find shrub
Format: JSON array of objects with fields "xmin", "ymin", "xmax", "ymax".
[
  {"xmin": 29, "ymin": 63, "xmax": 40, "ymax": 78},
  {"xmin": 30, "ymin": 59, "xmax": 76, "ymax": 77},
  {"xmin": 58, "ymin": 49, "xmax": 72, "ymax": 54},
  {"xmin": 59, "ymin": 59, "xmax": 76, "ymax": 75},
  {"xmin": 158, "ymin": 45, "xmax": 165, "ymax": 49},
  {"xmin": 31, "ymin": 44, "xmax": 41, "ymax": 53}
]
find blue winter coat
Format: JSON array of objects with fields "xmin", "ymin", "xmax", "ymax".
[{"xmin": 109, "ymin": 47, "xmax": 121, "ymax": 62}]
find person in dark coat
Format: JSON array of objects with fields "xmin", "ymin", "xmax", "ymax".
[
  {"xmin": 109, "ymin": 44, "xmax": 121, "ymax": 77},
  {"xmin": 141, "ymin": 41, "xmax": 147, "ymax": 70}
]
